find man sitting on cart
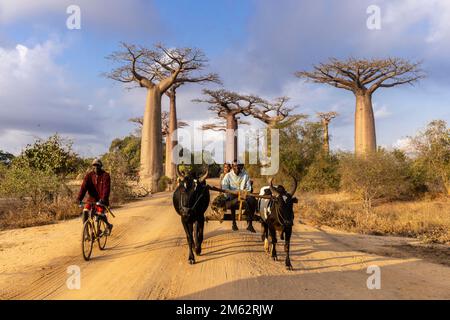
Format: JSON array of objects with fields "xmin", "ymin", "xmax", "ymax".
[{"xmin": 221, "ymin": 160, "xmax": 257, "ymax": 233}]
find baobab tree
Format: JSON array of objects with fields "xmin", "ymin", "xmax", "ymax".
[
  {"xmin": 164, "ymin": 72, "xmax": 220, "ymax": 181},
  {"xmin": 251, "ymin": 96, "xmax": 306, "ymax": 157},
  {"xmin": 252, "ymin": 97, "xmax": 305, "ymax": 129},
  {"xmin": 129, "ymin": 113, "xmax": 187, "ymax": 179},
  {"xmin": 317, "ymin": 111, "xmax": 339, "ymax": 154},
  {"xmin": 296, "ymin": 58, "xmax": 425, "ymax": 155},
  {"xmin": 201, "ymin": 119, "xmax": 250, "ymax": 132},
  {"xmin": 194, "ymin": 89, "xmax": 264, "ymax": 162},
  {"xmin": 106, "ymin": 43, "xmax": 217, "ymax": 191},
  {"xmin": 161, "ymin": 111, "xmax": 188, "ymax": 178}
]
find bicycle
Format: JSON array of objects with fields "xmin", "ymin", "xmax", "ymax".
[{"xmin": 79, "ymin": 201, "xmax": 115, "ymax": 261}]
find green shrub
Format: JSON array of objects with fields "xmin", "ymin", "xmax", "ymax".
[
  {"xmin": 300, "ymin": 153, "xmax": 340, "ymax": 192},
  {"xmin": 158, "ymin": 175, "xmax": 172, "ymax": 192},
  {"xmin": 339, "ymin": 151, "xmax": 414, "ymax": 211},
  {"xmin": 15, "ymin": 134, "xmax": 80, "ymax": 177},
  {"xmin": 102, "ymin": 151, "xmax": 134, "ymax": 204},
  {"xmin": 0, "ymin": 164, "xmax": 64, "ymax": 208},
  {"xmin": 409, "ymin": 120, "xmax": 450, "ymax": 195}
]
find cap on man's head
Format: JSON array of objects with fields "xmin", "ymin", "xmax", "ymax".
[{"xmin": 92, "ymin": 158, "xmax": 103, "ymax": 167}]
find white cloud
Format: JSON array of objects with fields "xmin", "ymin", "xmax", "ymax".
[
  {"xmin": 393, "ymin": 137, "xmax": 414, "ymax": 153},
  {"xmin": 0, "ymin": 40, "xmax": 117, "ymax": 156},
  {"xmin": 383, "ymin": 0, "xmax": 450, "ymax": 44},
  {"xmin": 374, "ymin": 104, "xmax": 392, "ymax": 119}
]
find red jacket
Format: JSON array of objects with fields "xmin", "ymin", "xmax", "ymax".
[{"xmin": 77, "ymin": 170, "xmax": 111, "ymax": 206}]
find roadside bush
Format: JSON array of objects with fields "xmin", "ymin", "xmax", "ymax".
[
  {"xmin": 0, "ymin": 163, "xmax": 79, "ymax": 230},
  {"xmin": 158, "ymin": 175, "xmax": 171, "ymax": 192},
  {"xmin": 300, "ymin": 153, "xmax": 340, "ymax": 192},
  {"xmin": 0, "ymin": 164, "xmax": 64, "ymax": 209},
  {"xmin": 15, "ymin": 134, "xmax": 81, "ymax": 178},
  {"xmin": 102, "ymin": 151, "xmax": 134, "ymax": 204},
  {"xmin": 409, "ymin": 120, "xmax": 450, "ymax": 195},
  {"xmin": 339, "ymin": 151, "xmax": 414, "ymax": 211},
  {"xmin": 108, "ymin": 135, "xmax": 141, "ymax": 178}
]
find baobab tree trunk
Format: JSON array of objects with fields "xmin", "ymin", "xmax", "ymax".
[
  {"xmin": 165, "ymin": 90, "xmax": 178, "ymax": 181},
  {"xmin": 225, "ymin": 115, "xmax": 238, "ymax": 163},
  {"xmin": 141, "ymin": 87, "xmax": 163, "ymax": 192},
  {"xmin": 355, "ymin": 93, "xmax": 377, "ymax": 156},
  {"xmin": 322, "ymin": 121, "xmax": 330, "ymax": 154}
]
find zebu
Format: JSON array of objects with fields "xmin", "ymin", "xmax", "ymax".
[
  {"xmin": 173, "ymin": 166, "xmax": 210, "ymax": 264},
  {"xmin": 257, "ymin": 177, "xmax": 298, "ymax": 270}
]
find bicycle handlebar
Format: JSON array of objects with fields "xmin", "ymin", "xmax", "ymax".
[{"xmin": 78, "ymin": 201, "xmax": 116, "ymax": 218}]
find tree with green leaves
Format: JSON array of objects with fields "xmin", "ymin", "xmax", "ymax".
[
  {"xmin": 14, "ymin": 134, "xmax": 79, "ymax": 177},
  {"xmin": 410, "ymin": 120, "xmax": 450, "ymax": 195}
]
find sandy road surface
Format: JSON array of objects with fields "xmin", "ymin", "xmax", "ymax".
[{"xmin": 0, "ymin": 191, "xmax": 449, "ymax": 300}]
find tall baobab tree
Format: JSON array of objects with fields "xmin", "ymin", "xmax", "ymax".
[
  {"xmin": 296, "ymin": 58, "xmax": 425, "ymax": 155},
  {"xmin": 106, "ymin": 43, "xmax": 217, "ymax": 191},
  {"xmin": 161, "ymin": 111, "xmax": 188, "ymax": 178},
  {"xmin": 129, "ymin": 113, "xmax": 187, "ymax": 178},
  {"xmin": 317, "ymin": 111, "xmax": 338, "ymax": 154},
  {"xmin": 194, "ymin": 89, "xmax": 264, "ymax": 163},
  {"xmin": 165, "ymin": 73, "xmax": 220, "ymax": 181}
]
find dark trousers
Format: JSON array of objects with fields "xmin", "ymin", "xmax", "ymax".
[
  {"xmin": 82, "ymin": 209, "xmax": 110, "ymax": 226},
  {"xmin": 225, "ymin": 195, "xmax": 257, "ymax": 223}
]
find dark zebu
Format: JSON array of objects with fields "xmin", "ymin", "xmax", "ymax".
[
  {"xmin": 258, "ymin": 177, "xmax": 298, "ymax": 270},
  {"xmin": 173, "ymin": 166, "xmax": 210, "ymax": 264}
]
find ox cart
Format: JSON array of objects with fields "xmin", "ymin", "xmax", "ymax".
[{"xmin": 205, "ymin": 185, "xmax": 272, "ymax": 223}]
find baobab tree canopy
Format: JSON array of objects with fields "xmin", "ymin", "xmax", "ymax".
[
  {"xmin": 296, "ymin": 57, "xmax": 424, "ymax": 94},
  {"xmin": 106, "ymin": 43, "xmax": 219, "ymax": 89},
  {"xmin": 195, "ymin": 89, "xmax": 265, "ymax": 118},
  {"xmin": 194, "ymin": 89, "xmax": 265, "ymax": 162},
  {"xmin": 252, "ymin": 96, "xmax": 306, "ymax": 129},
  {"xmin": 296, "ymin": 58, "xmax": 425, "ymax": 155}
]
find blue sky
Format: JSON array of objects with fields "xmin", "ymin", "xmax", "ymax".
[{"xmin": 0, "ymin": 0, "xmax": 449, "ymax": 157}]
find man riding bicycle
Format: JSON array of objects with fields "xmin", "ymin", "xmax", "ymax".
[{"xmin": 77, "ymin": 158, "xmax": 113, "ymax": 235}]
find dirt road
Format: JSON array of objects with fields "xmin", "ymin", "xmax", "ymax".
[{"xmin": 1, "ymin": 191, "xmax": 449, "ymax": 300}]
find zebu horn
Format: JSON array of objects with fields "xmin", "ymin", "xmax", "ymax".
[
  {"xmin": 176, "ymin": 164, "xmax": 185, "ymax": 180},
  {"xmin": 288, "ymin": 175, "xmax": 298, "ymax": 196},
  {"xmin": 199, "ymin": 166, "xmax": 209, "ymax": 182}
]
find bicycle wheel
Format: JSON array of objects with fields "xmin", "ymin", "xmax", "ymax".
[
  {"xmin": 82, "ymin": 220, "xmax": 94, "ymax": 261},
  {"xmin": 97, "ymin": 219, "xmax": 108, "ymax": 250}
]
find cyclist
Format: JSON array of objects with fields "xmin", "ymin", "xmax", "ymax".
[{"xmin": 77, "ymin": 158, "xmax": 113, "ymax": 235}]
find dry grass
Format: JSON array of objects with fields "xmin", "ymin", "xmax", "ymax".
[
  {"xmin": 0, "ymin": 197, "xmax": 80, "ymax": 230},
  {"xmin": 298, "ymin": 193, "xmax": 450, "ymax": 244}
]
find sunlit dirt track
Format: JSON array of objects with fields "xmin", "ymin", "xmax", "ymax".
[{"xmin": 1, "ymin": 190, "xmax": 449, "ymax": 300}]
